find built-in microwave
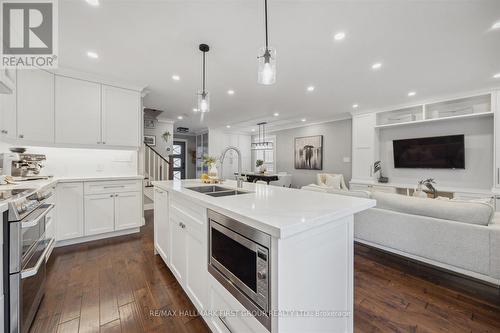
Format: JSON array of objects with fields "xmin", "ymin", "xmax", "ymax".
[{"xmin": 208, "ymin": 209, "xmax": 271, "ymax": 330}]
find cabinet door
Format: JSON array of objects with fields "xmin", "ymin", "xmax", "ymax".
[
  {"xmin": 185, "ymin": 217, "xmax": 207, "ymax": 311},
  {"xmin": 0, "ymin": 69, "xmax": 17, "ymax": 139},
  {"xmin": 169, "ymin": 213, "xmax": 186, "ymax": 282},
  {"xmin": 102, "ymin": 85, "xmax": 140, "ymax": 147},
  {"xmin": 154, "ymin": 188, "xmax": 169, "ymax": 261},
  {"xmin": 55, "ymin": 76, "xmax": 101, "ymax": 145},
  {"xmin": 17, "ymin": 69, "xmax": 55, "ymax": 143},
  {"xmin": 114, "ymin": 191, "xmax": 141, "ymax": 230},
  {"xmin": 56, "ymin": 182, "xmax": 84, "ymax": 241},
  {"xmin": 84, "ymin": 193, "xmax": 115, "ymax": 236}
]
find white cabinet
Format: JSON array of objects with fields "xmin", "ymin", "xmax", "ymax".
[
  {"xmin": 154, "ymin": 188, "xmax": 169, "ymax": 260},
  {"xmin": 84, "ymin": 193, "xmax": 115, "ymax": 236},
  {"xmin": 55, "ymin": 76, "xmax": 101, "ymax": 145},
  {"xmin": 352, "ymin": 113, "xmax": 377, "ymax": 181},
  {"xmin": 114, "ymin": 191, "xmax": 142, "ymax": 230},
  {"xmin": 102, "ymin": 85, "xmax": 140, "ymax": 147},
  {"xmin": 169, "ymin": 211, "xmax": 186, "ymax": 282},
  {"xmin": 56, "ymin": 182, "xmax": 84, "ymax": 241},
  {"xmin": 0, "ymin": 68, "xmax": 17, "ymax": 140},
  {"xmin": 166, "ymin": 195, "xmax": 207, "ymax": 311},
  {"xmin": 16, "ymin": 69, "xmax": 54, "ymax": 143}
]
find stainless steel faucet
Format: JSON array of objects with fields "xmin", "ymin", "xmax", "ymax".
[{"xmin": 220, "ymin": 146, "xmax": 244, "ymax": 188}]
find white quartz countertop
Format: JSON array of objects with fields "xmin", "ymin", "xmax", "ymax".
[
  {"xmin": 153, "ymin": 179, "xmax": 376, "ymax": 239},
  {"xmin": 0, "ymin": 175, "xmax": 143, "ymax": 191}
]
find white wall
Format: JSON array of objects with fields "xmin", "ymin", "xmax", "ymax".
[
  {"xmin": 144, "ymin": 119, "xmax": 173, "ymax": 159},
  {"xmin": 0, "ymin": 142, "xmax": 138, "ymax": 177},
  {"xmin": 378, "ymin": 116, "xmax": 493, "ymax": 189},
  {"xmin": 274, "ymin": 119, "xmax": 353, "ymax": 188}
]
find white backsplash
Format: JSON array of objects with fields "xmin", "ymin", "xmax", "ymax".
[{"xmin": 0, "ymin": 142, "xmax": 138, "ymax": 178}]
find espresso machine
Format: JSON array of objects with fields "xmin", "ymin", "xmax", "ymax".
[{"xmin": 0, "ymin": 152, "xmax": 48, "ymax": 180}]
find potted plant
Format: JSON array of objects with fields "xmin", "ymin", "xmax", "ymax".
[
  {"xmin": 203, "ymin": 155, "xmax": 218, "ymax": 179},
  {"xmin": 256, "ymin": 159, "xmax": 266, "ymax": 174},
  {"xmin": 414, "ymin": 178, "xmax": 437, "ymax": 198}
]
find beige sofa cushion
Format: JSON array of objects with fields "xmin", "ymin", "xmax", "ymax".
[
  {"xmin": 371, "ymin": 191, "xmax": 494, "ymax": 226},
  {"xmin": 328, "ymin": 188, "xmax": 371, "ymax": 199}
]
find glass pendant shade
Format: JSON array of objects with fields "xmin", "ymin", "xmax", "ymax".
[
  {"xmin": 197, "ymin": 91, "xmax": 210, "ymax": 113},
  {"xmin": 258, "ymin": 47, "xmax": 276, "ymax": 85}
]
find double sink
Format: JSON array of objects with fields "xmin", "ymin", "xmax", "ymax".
[{"xmin": 186, "ymin": 185, "xmax": 252, "ymax": 197}]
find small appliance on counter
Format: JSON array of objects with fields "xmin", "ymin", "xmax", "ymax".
[{"xmin": 0, "ymin": 152, "xmax": 51, "ymax": 181}]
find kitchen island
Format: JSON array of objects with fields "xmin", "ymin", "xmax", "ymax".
[{"xmin": 153, "ymin": 179, "xmax": 375, "ymax": 333}]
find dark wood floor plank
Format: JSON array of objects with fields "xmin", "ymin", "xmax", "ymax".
[
  {"xmin": 119, "ymin": 302, "xmax": 144, "ymax": 333},
  {"xmin": 99, "ymin": 267, "xmax": 120, "ymax": 326},
  {"xmin": 57, "ymin": 318, "xmax": 80, "ymax": 333},
  {"xmin": 100, "ymin": 319, "xmax": 122, "ymax": 333}
]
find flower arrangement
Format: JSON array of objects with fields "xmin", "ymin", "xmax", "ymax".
[
  {"xmin": 202, "ymin": 155, "xmax": 218, "ymax": 167},
  {"xmin": 256, "ymin": 159, "xmax": 264, "ymax": 168}
]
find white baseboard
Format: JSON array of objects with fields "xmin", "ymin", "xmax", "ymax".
[{"xmin": 55, "ymin": 228, "xmax": 140, "ymax": 248}]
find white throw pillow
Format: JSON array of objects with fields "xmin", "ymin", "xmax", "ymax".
[{"xmin": 324, "ymin": 174, "xmax": 342, "ymax": 189}]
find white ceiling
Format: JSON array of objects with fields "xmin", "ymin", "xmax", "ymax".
[{"xmin": 59, "ymin": 0, "xmax": 500, "ymax": 133}]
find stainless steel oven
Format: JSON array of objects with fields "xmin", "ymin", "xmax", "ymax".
[
  {"xmin": 3, "ymin": 186, "xmax": 55, "ymax": 333},
  {"xmin": 208, "ymin": 210, "xmax": 271, "ymax": 330}
]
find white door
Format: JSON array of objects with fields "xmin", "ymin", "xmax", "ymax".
[
  {"xmin": 169, "ymin": 214, "xmax": 186, "ymax": 282},
  {"xmin": 17, "ymin": 69, "xmax": 55, "ymax": 143},
  {"xmin": 101, "ymin": 85, "xmax": 140, "ymax": 147},
  {"xmin": 84, "ymin": 193, "xmax": 115, "ymax": 236},
  {"xmin": 56, "ymin": 182, "xmax": 84, "ymax": 241},
  {"xmin": 0, "ymin": 69, "xmax": 17, "ymax": 139},
  {"xmin": 55, "ymin": 76, "xmax": 101, "ymax": 145},
  {"xmin": 185, "ymin": 219, "xmax": 207, "ymax": 311},
  {"xmin": 114, "ymin": 191, "xmax": 141, "ymax": 230},
  {"xmin": 154, "ymin": 188, "xmax": 169, "ymax": 260}
]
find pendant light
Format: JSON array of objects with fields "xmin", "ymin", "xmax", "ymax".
[
  {"xmin": 257, "ymin": 0, "xmax": 276, "ymax": 85},
  {"xmin": 251, "ymin": 122, "xmax": 274, "ymax": 150},
  {"xmin": 197, "ymin": 44, "xmax": 210, "ymax": 113}
]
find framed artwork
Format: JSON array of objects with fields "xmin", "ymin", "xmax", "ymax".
[
  {"xmin": 294, "ymin": 135, "xmax": 323, "ymax": 170},
  {"xmin": 144, "ymin": 119, "xmax": 156, "ymax": 129},
  {"xmin": 144, "ymin": 135, "xmax": 156, "ymax": 146}
]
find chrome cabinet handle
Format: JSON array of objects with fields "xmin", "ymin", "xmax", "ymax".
[
  {"xmin": 21, "ymin": 238, "xmax": 54, "ymax": 278},
  {"xmin": 179, "ymin": 222, "xmax": 186, "ymax": 229},
  {"xmin": 219, "ymin": 316, "xmax": 233, "ymax": 333}
]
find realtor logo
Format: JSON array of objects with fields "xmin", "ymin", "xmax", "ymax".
[{"xmin": 1, "ymin": 0, "xmax": 58, "ymax": 68}]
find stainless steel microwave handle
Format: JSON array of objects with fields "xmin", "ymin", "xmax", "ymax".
[
  {"xmin": 219, "ymin": 316, "xmax": 233, "ymax": 333},
  {"xmin": 21, "ymin": 204, "xmax": 54, "ymax": 229},
  {"xmin": 21, "ymin": 238, "xmax": 53, "ymax": 278}
]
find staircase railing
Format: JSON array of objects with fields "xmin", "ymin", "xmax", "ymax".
[{"xmin": 144, "ymin": 143, "xmax": 173, "ymax": 186}]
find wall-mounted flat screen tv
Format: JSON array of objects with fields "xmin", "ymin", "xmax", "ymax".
[{"xmin": 393, "ymin": 135, "xmax": 465, "ymax": 169}]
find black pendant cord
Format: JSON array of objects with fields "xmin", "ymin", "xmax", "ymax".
[
  {"xmin": 264, "ymin": 0, "xmax": 269, "ymax": 51},
  {"xmin": 202, "ymin": 51, "xmax": 206, "ymax": 94}
]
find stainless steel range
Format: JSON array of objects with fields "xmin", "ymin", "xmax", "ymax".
[{"xmin": 2, "ymin": 184, "xmax": 55, "ymax": 333}]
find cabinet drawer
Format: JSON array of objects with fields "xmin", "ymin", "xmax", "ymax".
[
  {"xmin": 84, "ymin": 180, "xmax": 141, "ymax": 195},
  {"xmin": 209, "ymin": 278, "xmax": 268, "ymax": 333},
  {"xmin": 170, "ymin": 205, "xmax": 204, "ymax": 241},
  {"xmin": 171, "ymin": 193, "xmax": 206, "ymax": 224}
]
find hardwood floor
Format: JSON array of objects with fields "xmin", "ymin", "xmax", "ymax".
[{"xmin": 31, "ymin": 211, "xmax": 500, "ymax": 333}]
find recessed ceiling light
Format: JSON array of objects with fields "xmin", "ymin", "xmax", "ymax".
[
  {"xmin": 273, "ymin": 112, "xmax": 279, "ymax": 117},
  {"xmin": 172, "ymin": 75, "xmax": 180, "ymax": 81},
  {"xmin": 408, "ymin": 91, "xmax": 416, "ymax": 97},
  {"xmin": 307, "ymin": 86, "xmax": 315, "ymax": 92},
  {"xmin": 251, "ymin": 129, "xmax": 256, "ymax": 132},
  {"xmin": 334, "ymin": 32, "xmax": 346, "ymax": 41},
  {"xmin": 301, "ymin": 118, "xmax": 307, "ymax": 122},
  {"xmin": 491, "ymin": 21, "xmax": 500, "ymax": 30},
  {"xmin": 177, "ymin": 116, "xmax": 183, "ymax": 120},
  {"xmin": 86, "ymin": 51, "xmax": 98, "ymax": 59},
  {"xmin": 192, "ymin": 108, "xmax": 199, "ymax": 112},
  {"xmin": 226, "ymin": 125, "xmax": 231, "ymax": 128},
  {"xmin": 352, "ymin": 104, "xmax": 359, "ymax": 109},
  {"xmin": 227, "ymin": 90, "xmax": 235, "ymax": 95},
  {"xmin": 371, "ymin": 62, "xmax": 382, "ymax": 70},
  {"xmin": 86, "ymin": 0, "xmax": 99, "ymax": 6},
  {"xmin": 493, "ymin": 73, "xmax": 500, "ymax": 79}
]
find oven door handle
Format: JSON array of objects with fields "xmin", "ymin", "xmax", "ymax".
[
  {"xmin": 21, "ymin": 238, "xmax": 54, "ymax": 279},
  {"xmin": 21, "ymin": 203, "xmax": 54, "ymax": 229}
]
